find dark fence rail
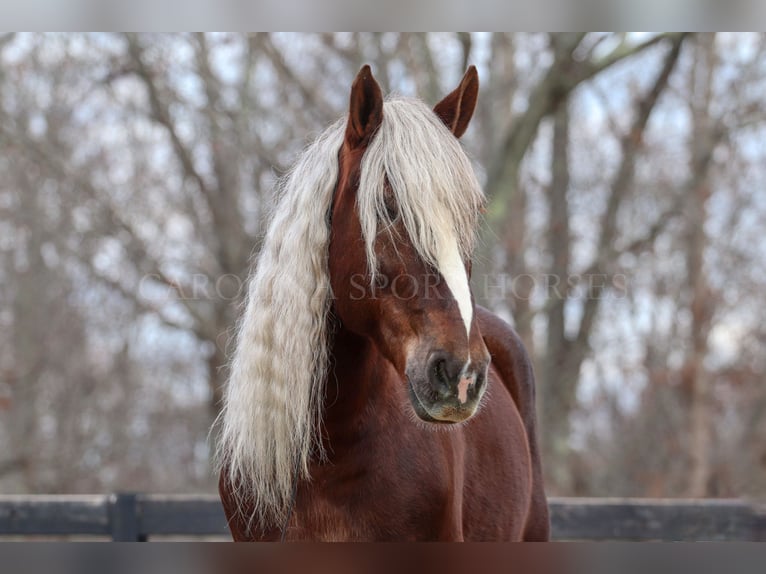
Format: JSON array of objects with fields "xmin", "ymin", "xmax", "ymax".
[{"xmin": 0, "ymin": 494, "xmax": 764, "ymax": 541}]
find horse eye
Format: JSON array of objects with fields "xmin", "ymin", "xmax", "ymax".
[{"xmin": 383, "ymin": 194, "xmax": 398, "ymax": 221}]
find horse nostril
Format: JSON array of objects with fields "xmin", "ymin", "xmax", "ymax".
[
  {"xmin": 427, "ymin": 353, "xmax": 452, "ymax": 394},
  {"xmin": 427, "ymin": 352, "xmax": 467, "ymax": 397},
  {"xmin": 474, "ymin": 370, "xmax": 486, "ymax": 393},
  {"xmin": 434, "ymin": 359, "xmax": 448, "ymax": 385}
]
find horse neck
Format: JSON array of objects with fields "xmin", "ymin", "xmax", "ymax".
[{"xmin": 320, "ymin": 317, "xmax": 388, "ymax": 451}]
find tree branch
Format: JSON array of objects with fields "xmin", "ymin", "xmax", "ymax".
[
  {"xmin": 0, "ymin": 124, "xmax": 215, "ymax": 338},
  {"xmin": 192, "ymin": 33, "xmax": 249, "ymax": 275},
  {"xmin": 574, "ymin": 35, "xmax": 687, "ymax": 352},
  {"xmin": 579, "ymin": 33, "xmax": 687, "ymax": 84},
  {"xmin": 0, "ymin": 32, "xmax": 16, "ymax": 52},
  {"xmin": 485, "ymin": 33, "xmax": 689, "ymax": 229},
  {"xmin": 123, "ymin": 34, "xmax": 212, "ymax": 201},
  {"xmin": 458, "ymin": 32, "xmax": 472, "ymax": 72},
  {"xmin": 260, "ymin": 34, "xmax": 336, "ymax": 122}
]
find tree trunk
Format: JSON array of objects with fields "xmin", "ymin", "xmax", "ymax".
[
  {"xmin": 685, "ymin": 34, "xmax": 717, "ymax": 497},
  {"xmin": 539, "ymin": 102, "xmax": 576, "ymax": 492}
]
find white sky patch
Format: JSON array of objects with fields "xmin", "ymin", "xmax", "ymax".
[{"xmin": 436, "ymin": 233, "xmax": 473, "ymax": 339}]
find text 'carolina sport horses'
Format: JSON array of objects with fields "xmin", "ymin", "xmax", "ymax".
[{"xmin": 216, "ymin": 65, "xmax": 549, "ymax": 541}]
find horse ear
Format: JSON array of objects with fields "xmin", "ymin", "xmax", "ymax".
[
  {"xmin": 433, "ymin": 66, "xmax": 479, "ymax": 139},
  {"xmin": 345, "ymin": 65, "xmax": 383, "ymax": 149}
]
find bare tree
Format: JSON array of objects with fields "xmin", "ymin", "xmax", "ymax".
[{"xmin": 1, "ymin": 33, "xmax": 765, "ymax": 498}]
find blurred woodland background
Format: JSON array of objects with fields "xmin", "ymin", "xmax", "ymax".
[{"xmin": 0, "ymin": 33, "xmax": 764, "ymax": 499}]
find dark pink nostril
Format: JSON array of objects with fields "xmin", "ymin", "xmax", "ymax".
[{"xmin": 427, "ymin": 351, "xmax": 471, "ymax": 399}]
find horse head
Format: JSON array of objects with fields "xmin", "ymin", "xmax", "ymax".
[{"xmin": 329, "ymin": 65, "xmax": 491, "ymax": 424}]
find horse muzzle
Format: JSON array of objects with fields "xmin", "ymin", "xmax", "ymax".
[{"xmin": 407, "ymin": 351, "xmax": 489, "ymax": 424}]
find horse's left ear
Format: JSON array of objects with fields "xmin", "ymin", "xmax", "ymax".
[
  {"xmin": 346, "ymin": 65, "xmax": 384, "ymax": 149},
  {"xmin": 433, "ymin": 66, "xmax": 479, "ymax": 139}
]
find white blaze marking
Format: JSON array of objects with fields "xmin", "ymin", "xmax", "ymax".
[
  {"xmin": 436, "ymin": 236, "xmax": 473, "ymax": 338},
  {"xmin": 457, "ymin": 364, "xmax": 475, "ymax": 404}
]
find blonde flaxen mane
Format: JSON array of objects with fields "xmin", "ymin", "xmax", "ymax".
[{"xmin": 216, "ymin": 97, "xmax": 485, "ymax": 529}]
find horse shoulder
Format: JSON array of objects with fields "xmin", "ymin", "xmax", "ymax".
[{"xmin": 476, "ymin": 305, "xmax": 551, "ymax": 541}]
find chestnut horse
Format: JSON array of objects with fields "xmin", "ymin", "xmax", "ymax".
[{"xmin": 216, "ymin": 65, "xmax": 549, "ymax": 541}]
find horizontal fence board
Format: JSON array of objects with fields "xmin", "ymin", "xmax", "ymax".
[
  {"xmin": 0, "ymin": 495, "xmax": 109, "ymax": 536},
  {"xmin": 549, "ymin": 498, "xmax": 765, "ymax": 541},
  {"xmin": 139, "ymin": 495, "xmax": 229, "ymax": 536},
  {"xmin": 0, "ymin": 495, "xmax": 763, "ymax": 540}
]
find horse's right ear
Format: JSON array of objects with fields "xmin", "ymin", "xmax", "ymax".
[
  {"xmin": 433, "ymin": 66, "xmax": 479, "ymax": 139},
  {"xmin": 345, "ymin": 65, "xmax": 383, "ymax": 149}
]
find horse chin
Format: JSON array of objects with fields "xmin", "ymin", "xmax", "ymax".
[{"xmin": 407, "ymin": 378, "xmax": 478, "ymax": 425}]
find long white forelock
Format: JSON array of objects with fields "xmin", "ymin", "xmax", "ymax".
[
  {"xmin": 357, "ymin": 97, "xmax": 485, "ymax": 281},
  {"xmin": 216, "ymin": 97, "xmax": 485, "ymax": 530}
]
